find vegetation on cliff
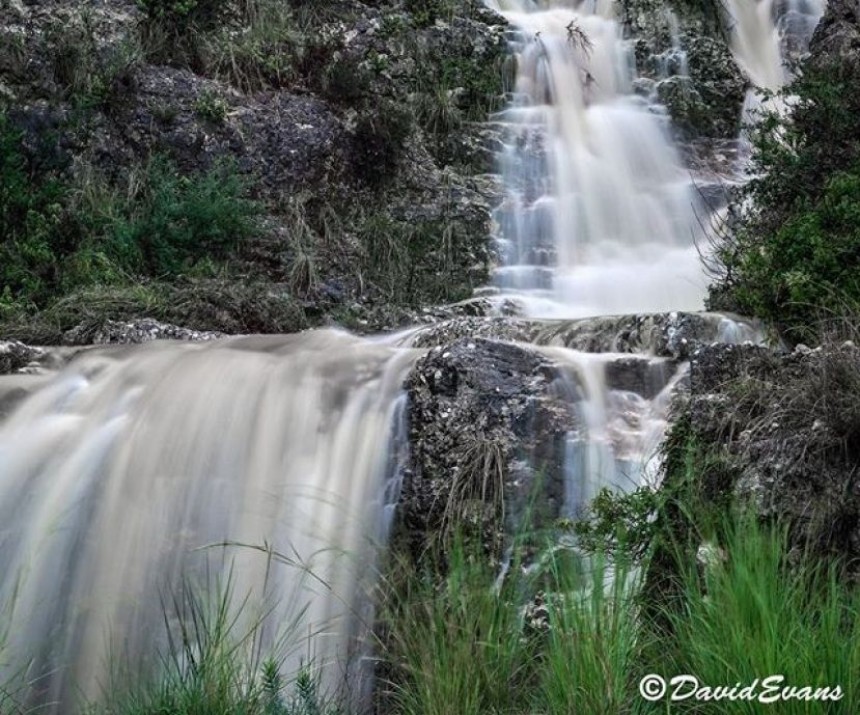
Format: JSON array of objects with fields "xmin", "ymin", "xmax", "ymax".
[
  {"xmin": 0, "ymin": 0, "xmax": 507, "ymax": 342},
  {"xmin": 708, "ymin": 1, "xmax": 860, "ymax": 343}
]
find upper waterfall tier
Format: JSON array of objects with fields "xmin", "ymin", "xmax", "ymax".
[{"xmin": 486, "ymin": 0, "xmax": 707, "ymax": 319}]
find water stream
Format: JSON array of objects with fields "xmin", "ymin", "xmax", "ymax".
[
  {"xmin": 486, "ymin": 0, "xmax": 708, "ymax": 318},
  {"xmin": 0, "ymin": 333, "xmax": 420, "ymax": 711}
]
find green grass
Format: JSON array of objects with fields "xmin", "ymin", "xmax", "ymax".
[
  {"xmin": 379, "ymin": 508, "xmax": 860, "ymax": 715},
  {"xmin": 1, "ymin": 512, "xmax": 858, "ymax": 713},
  {"xmin": 661, "ymin": 516, "xmax": 860, "ymax": 714},
  {"xmin": 89, "ymin": 576, "xmax": 343, "ymax": 715}
]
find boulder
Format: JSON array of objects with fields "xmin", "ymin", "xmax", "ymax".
[{"xmin": 397, "ymin": 338, "xmax": 577, "ymax": 562}]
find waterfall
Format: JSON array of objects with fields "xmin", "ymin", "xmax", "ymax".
[
  {"xmin": 725, "ymin": 0, "xmax": 826, "ymax": 133},
  {"xmin": 726, "ymin": 0, "xmax": 826, "ymax": 91},
  {"xmin": 0, "ymin": 332, "xmax": 421, "ymax": 711},
  {"xmin": 487, "ymin": 0, "xmax": 707, "ymax": 318},
  {"xmin": 541, "ymin": 347, "xmax": 684, "ymax": 514}
]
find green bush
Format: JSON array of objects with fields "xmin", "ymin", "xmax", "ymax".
[
  {"xmin": 107, "ymin": 157, "xmax": 259, "ymax": 277},
  {"xmin": 0, "ymin": 113, "xmax": 73, "ymax": 307},
  {"xmin": 708, "ymin": 55, "xmax": 860, "ymax": 342},
  {"xmin": 731, "ymin": 168, "xmax": 860, "ymax": 336},
  {"xmin": 0, "ymin": 111, "xmax": 260, "ymax": 316}
]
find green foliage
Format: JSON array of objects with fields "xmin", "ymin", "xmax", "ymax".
[
  {"xmin": 571, "ymin": 486, "xmax": 660, "ymax": 561},
  {"xmin": 663, "ymin": 516, "xmax": 860, "ymax": 713},
  {"xmin": 194, "ymin": 88, "xmax": 229, "ymax": 122},
  {"xmin": 0, "ymin": 113, "xmax": 72, "ymax": 307},
  {"xmin": 0, "ymin": 111, "xmax": 260, "ymax": 318},
  {"xmin": 731, "ymin": 169, "xmax": 860, "ymax": 339},
  {"xmin": 108, "ymin": 157, "xmax": 259, "ymax": 277},
  {"xmin": 381, "ymin": 541, "xmax": 535, "ymax": 715},
  {"xmin": 137, "ymin": 0, "xmax": 234, "ymax": 32},
  {"xmin": 709, "ymin": 55, "xmax": 860, "ymax": 342},
  {"xmin": 443, "ymin": 51, "xmax": 506, "ymax": 119}
]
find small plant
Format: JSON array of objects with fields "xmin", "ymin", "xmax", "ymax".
[
  {"xmin": 194, "ymin": 88, "xmax": 229, "ymax": 122},
  {"xmin": 571, "ymin": 485, "xmax": 660, "ymax": 561},
  {"xmin": 417, "ymin": 83, "xmax": 463, "ymax": 135},
  {"xmin": 200, "ymin": 0, "xmax": 301, "ymax": 93},
  {"xmin": 279, "ymin": 197, "xmax": 319, "ymax": 298},
  {"xmin": 440, "ymin": 435, "xmax": 507, "ymax": 551}
]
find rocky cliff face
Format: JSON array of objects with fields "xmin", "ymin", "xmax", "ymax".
[
  {"xmin": 0, "ymin": 0, "xmax": 508, "ymax": 340},
  {"xmin": 620, "ymin": 0, "xmax": 746, "ymax": 142},
  {"xmin": 671, "ymin": 339, "xmax": 860, "ymax": 569}
]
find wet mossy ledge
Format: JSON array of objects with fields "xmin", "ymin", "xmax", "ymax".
[{"xmin": 0, "ymin": 0, "xmax": 509, "ymax": 342}]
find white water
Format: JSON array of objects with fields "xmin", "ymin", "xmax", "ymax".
[
  {"xmin": 727, "ymin": 0, "xmax": 826, "ymax": 91},
  {"xmin": 487, "ymin": 0, "xmax": 707, "ymax": 318},
  {"xmin": 725, "ymin": 0, "xmax": 826, "ymax": 132},
  {"xmin": 542, "ymin": 348, "xmax": 685, "ymax": 514},
  {"xmin": 0, "ymin": 332, "xmax": 421, "ymax": 711}
]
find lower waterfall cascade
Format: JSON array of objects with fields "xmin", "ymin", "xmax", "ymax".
[
  {"xmin": 0, "ymin": 0, "xmax": 832, "ymax": 712},
  {"xmin": 0, "ymin": 334, "xmax": 421, "ymax": 710}
]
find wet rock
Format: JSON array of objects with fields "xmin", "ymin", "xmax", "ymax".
[
  {"xmin": 409, "ymin": 311, "xmax": 763, "ymax": 358},
  {"xmin": 0, "ymin": 341, "xmax": 45, "ymax": 375},
  {"xmin": 62, "ymin": 319, "xmax": 223, "ymax": 346},
  {"xmin": 621, "ymin": 0, "xmax": 747, "ymax": 139},
  {"xmin": 538, "ymin": 311, "xmax": 759, "ymax": 358},
  {"xmin": 682, "ymin": 340, "xmax": 860, "ymax": 568},
  {"xmin": 398, "ymin": 338, "xmax": 577, "ymax": 562}
]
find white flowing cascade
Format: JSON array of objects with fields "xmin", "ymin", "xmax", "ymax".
[
  {"xmin": 725, "ymin": 0, "xmax": 826, "ymax": 129},
  {"xmin": 487, "ymin": 0, "xmax": 707, "ymax": 318},
  {"xmin": 0, "ymin": 333, "xmax": 420, "ymax": 712}
]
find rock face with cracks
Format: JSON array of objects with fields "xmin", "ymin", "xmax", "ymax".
[
  {"xmin": 678, "ymin": 340, "xmax": 860, "ymax": 569},
  {"xmin": 397, "ymin": 338, "xmax": 577, "ymax": 561}
]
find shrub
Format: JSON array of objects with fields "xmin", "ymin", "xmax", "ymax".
[
  {"xmin": 107, "ymin": 156, "xmax": 259, "ymax": 277},
  {"xmin": 0, "ymin": 113, "xmax": 73, "ymax": 307},
  {"xmin": 730, "ymin": 168, "xmax": 860, "ymax": 338},
  {"xmin": 708, "ymin": 54, "xmax": 860, "ymax": 342}
]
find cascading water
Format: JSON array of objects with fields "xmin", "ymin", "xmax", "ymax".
[
  {"xmin": 0, "ymin": 332, "xmax": 421, "ymax": 712},
  {"xmin": 542, "ymin": 347, "xmax": 684, "ymax": 515},
  {"xmin": 487, "ymin": 0, "xmax": 708, "ymax": 318},
  {"xmin": 725, "ymin": 0, "xmax": 826, "ymax": 136},
  {"xmin": 727, "ymin": 0, "xmax": 826, "ymax": 91}
]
